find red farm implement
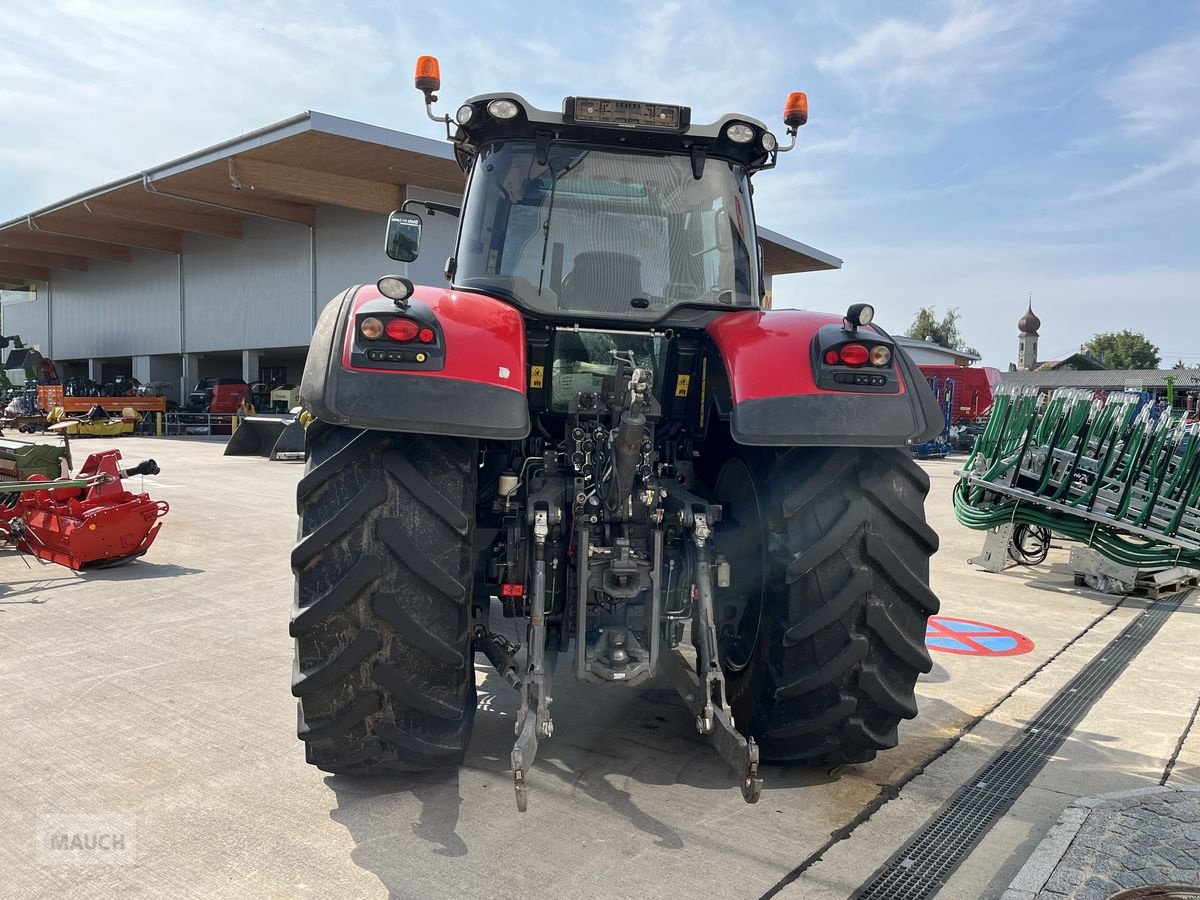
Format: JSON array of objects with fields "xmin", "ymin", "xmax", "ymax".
[{"xmin": 1, "ymin": 450, "xmax": 168, "ymax": 569}]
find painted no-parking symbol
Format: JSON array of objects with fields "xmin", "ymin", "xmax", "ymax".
[{"xmin": 925, "ymin": 616, "xmax": 1034, "ymax": 656}]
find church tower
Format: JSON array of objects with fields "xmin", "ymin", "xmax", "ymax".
[{"xmin": 1017, "ymin": 299, "xmax": 1041, "ymax": 371}]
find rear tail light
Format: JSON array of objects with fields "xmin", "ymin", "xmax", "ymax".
[
  {"xmin": 824, "ymin": 350, "xmax": 840, "ymax": 365},
  {"xmin": 386, "ymin": 318, "xmax": 420, "ymax": 342},
  {"xmin": 870, "ymin": 345, "xmax": 892, "ymax": 366},
  {"xmin": 418, "ymin": 327, "xmax": 435, "ymax": 344},
  {"xmin": 360, "ymin": 317, "xmax": 384, "ymax": 340},
  {"xmin": 838, "ymin": 343, "xmax": 869, "ymax": 366}
]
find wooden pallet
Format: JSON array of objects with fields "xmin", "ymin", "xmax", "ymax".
[
  {"xmin": 1131, "ymin": 570, "xmax": 1200, "ymax": 600},
  {"xmin": 1074, "ymin": 569, "xmax": 1200, "ymax": 599}
]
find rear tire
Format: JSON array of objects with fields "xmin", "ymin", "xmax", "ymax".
[
  {"xmin": 725, "ymin": 447, "xmax": 939, "ymax": 765},
  {"xmin": 290, "ymin": 420, "xmax": 477, "ymax": 773}
]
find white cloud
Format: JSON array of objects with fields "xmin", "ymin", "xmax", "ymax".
[
  {"xmin": 0, "ymin": 0, "xmax": 405, "ymax": 218},
  {"xmin": 1102, "ymin": 33, "xmax": 1200, "ymax": 138},
  {"xmin": 816, "ymin": 0, "xmax": 1083, "ymax": 120},
  {"xmin": 1064, "ymin": 32, "xmax": 1200, "ymax": 201}
]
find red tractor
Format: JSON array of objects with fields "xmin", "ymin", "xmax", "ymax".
[{"xmin": 293, "ymin": 58, "xmax": 942, "ymax": 809}]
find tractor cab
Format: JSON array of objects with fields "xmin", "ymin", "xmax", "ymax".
[{"xmin": 387, "ymin": 59, "xmax": 809, "ymax": 329}]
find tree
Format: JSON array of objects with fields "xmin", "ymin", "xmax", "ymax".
[
  {"xmin": 1175, "ymin": 360, "xmax": 1187, "ymax": 370},
  {"xmin": 1081, "ymin": 331, "xmax": 1160, "ymax": 370},
  {"xmin": 906, "ymin": 306, "xmax": 979, "ymax": 356}
]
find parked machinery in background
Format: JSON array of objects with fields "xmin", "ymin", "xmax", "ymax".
[
  {"xmin": 65, "ymin": 376, "xmax": 104, "ymax": 397},
  {"xmin": 47, "ymin": 404, "xmax": 142, "ymax": 437},
  {"xmin": 270, "ymin": 384, "xmax": 300, "ymax": 413},
  {"xmin": 0, "ymin": 335, "xmax": 59, "ymax": 388},
  {"xmin": 1, "ymin": 392, "xmax": 49, "ymax": 434},
  {"xmin": 250, "ymin": 382, "xmax": 272, "ymax": 412},
  {"xmin": 105, "ymin": 375, "xmax": 141, "ymax": 397},
  {"xmin": 186, "ymin": 377, "xmax": 250, "ymax": 414},
  {"xmin": 911, "ymin": 377, "xmax": 954, "ymax": 459},
  {"xmin": 917, "ymin": 365, "xmax": 1001, "ymax": 424}
]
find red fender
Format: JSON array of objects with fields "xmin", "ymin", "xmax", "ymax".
[
  {"xmin": 301, "ymin": 284, "xmax": 530, "ymax": 440},
  {"xmin": 706, "ymin": 310, "xmax": 942, "ymax": 447}
]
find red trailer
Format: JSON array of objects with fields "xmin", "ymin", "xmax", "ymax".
[{"xmin": 918, "ymin": 365, "xmax": 1001, "ymax": 423}]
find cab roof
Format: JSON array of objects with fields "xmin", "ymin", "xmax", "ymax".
[{"xmin": 449, "ymin": 94, "xmax": 779, "ymax": 174}]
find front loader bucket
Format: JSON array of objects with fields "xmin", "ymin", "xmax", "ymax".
[
  {"xmin": 270, "ymin": 418, "xmax": 306, "ymax": 460},
  {"xmin": 224, "ymin": 416, "xmax": 289, "ymax": 458}
]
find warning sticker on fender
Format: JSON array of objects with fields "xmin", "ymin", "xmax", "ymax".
[
  {"xmin": 675, "ymin": 374, "xmax": 691, "ymax": 397},
  {"xmin": 530, "ymin": 365, "xmax": 544, "ymax": 388}
]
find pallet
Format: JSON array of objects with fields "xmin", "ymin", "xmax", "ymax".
[{"xmin": 1072, "ymin": 569, "xmax": 1200, "ymax": 599}]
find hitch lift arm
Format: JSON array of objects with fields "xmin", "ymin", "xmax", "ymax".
[
  {"xmin": 665, "ymin": 503, "xmax": 763, "ymax": 803},
  {"xmin": 511, "ymin": 507, "xmax": 555, "ymax": 811}
]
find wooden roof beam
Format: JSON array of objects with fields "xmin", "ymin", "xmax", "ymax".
[
  {"xmin": 145, "ymin": 182, "xmax": 316, "ymax": 226},
  {"xmin": 0, "ymin": 264, "xmax": 51, "ymax": 281},
  {"xmin": 28, "ymin": 218, "xmax": 183, "ymax": 254},
  {"xmin": 83, "ymin": 198, "xmax": 243, "ymax": 239},
  {"xmin": 229, "ymin": 157, "xmax": 402, "ymax": 214},
  {"xmin": 0, "ymin": 249, "xmax": 88, "ymax": 271},
  {"xmin": 0, "ymin": 230, "xmax": 132, "ymax": 262}
]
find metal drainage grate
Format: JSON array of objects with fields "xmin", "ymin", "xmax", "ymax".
[{"xmin": 853, "ymin": 592, "xmax": 1187, "ymax": 900}]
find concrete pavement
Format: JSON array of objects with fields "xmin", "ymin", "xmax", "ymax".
[{"xmin": 0, "ymin": 443, "xmax": 1196, "ymax": 899}]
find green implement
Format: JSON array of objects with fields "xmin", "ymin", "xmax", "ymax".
[
  {"xmin": 0, "ymin": 438, "xmax": 70, "ymax": 481},
  {"xmin": 955, "ymin": 386, "xmax": 1200, "ymax": 569}
]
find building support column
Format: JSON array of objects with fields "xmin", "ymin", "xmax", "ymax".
[
  {"xmin": 87, "ymin": 358, "xmax": 101, "ymax": 382},
  {"xmin": 132, "ymin": 355, "xmax": 151, "ymax": 385},
  {"xmin": 242, "ymin": 350, "xmax": 263, "ymax": 385},
  {"xmin": 183, "ymin": 353, "xmax": 202, "ymax": 400}
]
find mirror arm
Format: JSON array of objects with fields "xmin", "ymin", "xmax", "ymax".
[{"xmin": 401, "ymin": 199, "xmax": 462, "ymax": 218}]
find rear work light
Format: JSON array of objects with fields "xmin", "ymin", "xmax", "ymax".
[
  {"xmin": 386, "ymin": 318, "xmax": 420, "ymax": 342},
  {"xmin": 838, "ymin": 343, "xmax": 869, "ymax": 366}
]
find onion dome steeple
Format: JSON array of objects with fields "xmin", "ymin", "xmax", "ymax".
[{"xmin": 1018, "ymin": 298, "xmax": 1041, "ymax": 335}]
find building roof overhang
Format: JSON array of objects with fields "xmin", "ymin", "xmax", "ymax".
[{"xmin": 0, "ymin": 111, "xmax": 840, "ymax": 287}]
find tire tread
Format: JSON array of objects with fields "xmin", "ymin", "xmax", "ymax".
[
  {"xmin": 291, "ymin": 425, "xmax": 477, "ymax": 774},
  {"xmin": 745, "ymin": 447, "xmax": 939, "ymax": 766}
]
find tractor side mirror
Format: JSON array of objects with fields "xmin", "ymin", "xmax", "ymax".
[{"xmin": 385, "ymin": 210, "xmax": 423, "ymax": 262}]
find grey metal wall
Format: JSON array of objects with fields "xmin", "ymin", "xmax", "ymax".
[
  {"xmin": 313, "ymin": 191, "xmax": 460, "ymax": 314},
  {"xmin": 183, "ymin": 218, "xmax": 311, "ymax": 352},
  {"xmin": 315, "ymin": 206, "xmax": 393, "ymax": 306},
  {"xmin": 1, "ymin": 285, "xmax": 50, "ymax": 352},
  {"xmin": 51, "ymin": 251, "xmax": 181, "ymax": 359},
  {"xmin": 404, "ymin": 187, "xmax": 461, "ymax": 289},
  {"xmin": 2, "ymin": 193, "xmax": 462, "ymax": 366}
]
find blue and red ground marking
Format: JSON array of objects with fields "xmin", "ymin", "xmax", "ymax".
[{"xmin": 925, "ymin": 616, "xmax": 1034, "ymax": 657}]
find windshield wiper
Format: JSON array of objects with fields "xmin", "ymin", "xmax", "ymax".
[{"xmin": 537, "ymin": 150, "xmax": 589, "ymax": 296}]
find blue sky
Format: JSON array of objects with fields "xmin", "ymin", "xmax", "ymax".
[{"xmin": 2, "ymin": 0, "xmax": 1198, "ymax": 369}]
